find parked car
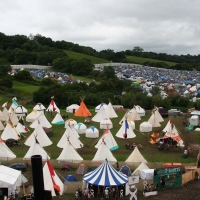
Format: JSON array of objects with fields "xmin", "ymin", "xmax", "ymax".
[{"xmin": 9, "ymin": 163, "xmax": 27, "ymax": 172}]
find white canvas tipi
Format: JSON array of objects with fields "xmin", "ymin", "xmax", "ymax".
[
  {"xmin": 56, "ymin": 139, "xmax": 83, "ymax": 163},
  {"xmin": 105, "ymin": 102, "xmax": 118, "ymax": 118},
  {"xmin": 116, "ymin": 119, "xmax": 136, "ymax": 139},
  {"xmin": 1, "ymin": 120, "xmax": 21, "ymax": 141},
  {"xmin": 0, "ymin": 138, "xmax": 16, "ymax": 160},
  {"xmin": 51, "ymin": 112, "xmax": 65, "ymax": 125},
  {"xmin": 43, "ymin": 161, "xmax": 64, "ymax": 196},
  {"xmin": 25, "ymin": 123, "xmax": 52, "ymax": 147},
  {"xmin": 125, "ymin": 147, "xmax": 147, "ymax": 164},
  {"xmin": 23, "ymin": 139, "xmax": 50, "ymax": 161},
  {"xmin": 92, "ymin": 106, "xmax": 110, "ymax": 122},
  {"xmin": 46, "ymin": 96, "xmax": 60, "ymax": 113},
  {"xmin": 57, "ymin": 125, "xmax": 83, "ymax": 149},
  {"xmin": 131, "ymin": 162, "xmax": 149, "ymax": 177},
  {"xmin": 95, "ymin": 129, "xmax": 119, "ymax": 151},
  {"xmin": 92, "ymin": 141, "xmax": 117, "ymax": 164}
]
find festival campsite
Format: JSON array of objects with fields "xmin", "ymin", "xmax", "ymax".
[{"xmin": 0, "ymin": 97, "xmax": 200, "ymax": 199}]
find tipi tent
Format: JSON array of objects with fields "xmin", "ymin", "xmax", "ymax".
[
  {"xmin": 56, "ymin": 139, "xmax": 83, "ymax": 163},
  {"xmin": 135, "ymin": 105, "xmax": 145, "ymax": 117},
  {"xmin": 95, "ymin": 129, "xmax": 119, "ymax": 151},
  {"xmin": 51, "ymin": 112, "xmax": 65, "ymax": 125},
  {"xmin": 92, "ymin": 106, "xmax": 109, "ymax": 122},
  {"xmin": 46, "ymin": 96, "xmax": 60, "ymax": 113},
  {"xmin": 23, "ymin": 139, "xmax": 50, "ymax": 161},
  {"xmin": 1, "ymin": 120, "xmax": 21, "ymax": 141},
  {"xmin": 33, "ymin": 103, "xmax": 46, "ymax": 113},
  {"xmin": 57, "ymin": 125, "xmax": 83, "ymax": 149},
  {"xmin": 105, "ymin": 102, "xmax": 118, "ymax": 118},
  {"xmin": 24, "ymin": 123, "xmax": 52, "ymax": 147},
  {"xmin": 163, "ymin": 120, "xmax": 184, "ymax": 146},
  {"xmin": 15, "ymin": 105, "xmax": 28, "ymax": 117},
  {"xmin": 131, "ymin": 162, "xmax": 149, "ymax": 177},
  {"xmin": 65, "ymin": 119, "xmax": 77, "ymax": 128},
  {"xmin": 83, "ymin": 159, "xmax": 128, "ymax": 186},
  {"xmin": 0, "ymin": 138, "xmax": 16, "ymax": 160},
  {"xmin": 92, "ymin": 141, "xmax": 117, "ymax": 164},
  {"xmin": 95, "ymin": 103, "xmax": 108, "ymax": 112},
  {"xmin": 8, "ymin": 97, "xmax": 18, "ymax": 113},
  {"xmin": 26, "ymin": 110, "xmax": 41, "ymax": 122},
  {"xmin": 125, "ymin": 147, "xmax": 147, "ymax": 164},
  {"xmin": 74, "ymin": 98, "xmax": 92, "ymax": 117},
  {"xmin": 116, "ymin": 119, "xmax": 136, "ymax": 139},
  {"xmin": 43, "ymin": 161, "xmax": 64, "ymax": 196}
]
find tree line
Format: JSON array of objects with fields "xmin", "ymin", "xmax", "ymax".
[{"xmin": 1, "ymin": 32, "xmax": 200, "ymax": 71}]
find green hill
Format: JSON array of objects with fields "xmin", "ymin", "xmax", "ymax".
[
  {"xmin": 65, "ymin": 50, "xmax": 108, "ymax": 64},
  {"xmin": 126, "ymin": 55, "xmax": 177, "ymax": 66}
]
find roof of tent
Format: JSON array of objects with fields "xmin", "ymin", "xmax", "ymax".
[
  {"xmin": 83, "ymin": 159, "xmax": 128, "ymax": 186},
  {"xmin": 119, "ymin": 165, "xmax": 132, "ymax": 176}
]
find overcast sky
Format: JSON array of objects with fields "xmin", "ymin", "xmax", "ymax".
[{"xmin": 1, "ymin": 0, "xmax": 200, "ymax": 55}]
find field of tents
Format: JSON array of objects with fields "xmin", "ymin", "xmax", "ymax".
[{"xmin": 1, "ymin": 97, "xmax": 200, "ymax": 199}]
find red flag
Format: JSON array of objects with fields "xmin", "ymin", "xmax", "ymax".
[
  {"xmin": 47, "ymin": 161, "xmax": 60, "ymax": 192},
  {"xmin": 50, "ymin": 99, "xmax": 56, "ymax": 111}
]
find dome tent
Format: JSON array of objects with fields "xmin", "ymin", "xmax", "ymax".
[
  {"xmin": 119, "ymin": 165, "xmax": 132, "ymax": 176},
  {"xmin": 64, "ymin": 175, "xmax": 78, "ymax": 182}
]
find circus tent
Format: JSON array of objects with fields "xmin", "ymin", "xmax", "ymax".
[{"xmin": 83, "ymin": 159, "xmax": 128, "ymax": 186}]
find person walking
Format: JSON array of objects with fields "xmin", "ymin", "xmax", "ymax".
[{"xmin": 161, "ymin": 177, "xmax": 166, "ymax": 190}]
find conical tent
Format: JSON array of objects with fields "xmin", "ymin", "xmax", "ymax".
[
  {"xmin": 57, "ymin": 125, "xmax": 83, "ymax": 149},
  {"xmin": 1, "ymin": 106, "xmax": 9, "ymax": 122},
  {"xmin": 23, "ymin": 139, "xmax": 50, "ymax": 161},
  {"xmin": 148, "ymin": 112, "xmax": 161, "ymax": 127},
  {"xmin": 131, "ymin": 162, "xmax": 149, "ymax": 177},
  {"xmin": 74, "ymin": 100, "xmax": 92, "ymax": 117},
  {"xmin": 51, "ymin": 113, "xmax": 65, "ymax": 125},
  {"xmin": 116, "ymin": 119, "xmax": 136, "ymax": 139},
  {"xmin": 105, "ymin": 102, "xmax": 118, "ymax": 118},
  {"xmin": 163, "ymin": 120, "xmax": 184, "ymax": 145},
  {"xmin": 0, "ymin": 138, "xmax": 16, "ymax": 160},
  {"xmin": 26, "ymin": 110, "xmax": 41, "ymax": 122},
  {"xmin": 33, "ymin": 103, "xmax": 46, "ymax": 113},
  {"xmin": 56, "ymin": 139, "xmax": 83, "ymax": 163},
  {"xmin": 125, "ymin": 147, "xmax": 147, "ymax": 164},
  {"xmin": 95, "ymin": 103, "xmax": 108, "ymax": 112},
  {"xmin": 43, "ymin": 161, "xmax": 64, "ymax": 196},
  {"xmin": 0, "ymin": 120, "xmax": 4, "ymax": 130},
  {"xmin": 92, "ymin": 141, "xmax": 117, "ymax": 164},
  {"xmin": 15, "ymin": 105, "xmax": 28, "ymax": 117},
  {"xmin": 128, "ymin": 106, "xmax": 141, "ymax": 121},
  {"xmin": 16, "ymin": 120, "xmax": 29, "ymax": 133},
  {"xmin": 92, "ymin": 106, "xmax": 110, "ymax": 122},
  {"xmin": 8, "ymin": 97, "xmax": 18, "ymax": 113},
  {"xmin": 46, "ymin": 96, "xmax": 60, "ymax": 113},
  {"xmin": 1, "ymin": 120, "xmax": 21, "ymax": 141},
  {"xmin": 83, "ymin": 159, "xmax": 128, "ymax": 186},
  {"xmin": 95, "ymin": 129, "xmax": 119, "ymax": 151},
  {"xmin": 25, "ymin": 123, "xmax": 52, "ymax": 147},
  {"xmin": 10, "ymin": 112, "xmax": 19, "ymax": 126}
]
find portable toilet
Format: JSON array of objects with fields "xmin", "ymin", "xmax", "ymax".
[{"xmin": 189, "ymin": 115, "xmax": 199, "ymax": 126}]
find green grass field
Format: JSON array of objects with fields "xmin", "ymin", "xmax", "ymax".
[
  {"xmin": 126, "ymin": 55, "xmax": 177, "ymax": 67},
  {"xmin": 65, "ymin": 50, "xmax": 108, "ymax": 64},
  {"xmin": 2, "ymin": 107, "xmax": 198, "ymax": 164}
]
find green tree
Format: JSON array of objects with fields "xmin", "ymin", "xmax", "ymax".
[
  {"xmin": 0, "ymin": 77, "xmax": 13, "ymax": 88},
  {"xmin": 14, "ymin": 70, "xmax": 34, "ymax": 81},
  {"xmin": 0, "ymin": 60, "xmax": 11, "ymax": 77}
]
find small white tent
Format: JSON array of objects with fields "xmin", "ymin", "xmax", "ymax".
[
  {"xmin": 131, "ymin": 162, "xmax": 149, "ymax": 177},
  {"xmin": 66, "ymin": 104, "xmax": 80, "ymax": 113},
  {"xmin": 0, "ymin": 138, "xmax": 16, "ymax": 160},
  {"xmin": 125, "ymin": 147, "xmax": 147, "ymax": 164},
  {"xmin": 85, "ymin": 126, "xmax": 99, "ymax": 138}
]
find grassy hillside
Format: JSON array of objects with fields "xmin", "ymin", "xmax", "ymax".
[
  {"xmin": 65, "ymin": 50, "xmax": 108, "ymax": 64},
  {"xmin": 126, "ymin": 55, "xmax": 177, "ymax": 67}
]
